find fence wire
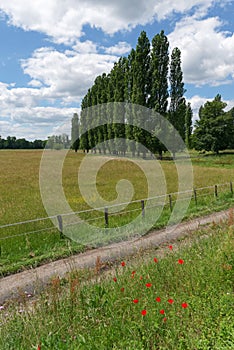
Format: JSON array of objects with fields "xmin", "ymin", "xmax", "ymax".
[{"xmin": 0, "ymin": 181, "xmax": 233, "ymax": 241}]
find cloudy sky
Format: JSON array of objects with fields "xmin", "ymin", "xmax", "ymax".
[{"xmin": 0, "ymin": 0, "xmax": 233, "ymax": 140}]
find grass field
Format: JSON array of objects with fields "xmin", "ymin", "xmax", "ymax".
[
  {"xmin": 0, "ymin": 149, "xmax": 234, "ymax": 275},
  {"xmin": 0, "ymin": 220, "xmax": 233, "ymax": 349}
]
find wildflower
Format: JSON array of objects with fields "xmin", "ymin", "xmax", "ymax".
[
  {"xmin": 159, "ymin": 309, "xmax": 165, "ymax": 315},
  {"xmin": 163, "ymin": 317, "xmax": 167, "ymax": 322},
  {"xmin": 169, "ymin": 245, "xmax": 173, "ymax": 250},
  {"xmin": 0, "ymin": 306, "xmax": 4, "ymax": 311},
  {"xmin": 156, "ymin": 297, "xmax": 161, "ymax": 302},
  {"xmin": 120, "ymin": 288, "xmax": 124, "ymax": 292},
  {"xmin": 154, "ymin": 257, "xmax": 158, "ymax": 263},
  {"xmin": 133, "ymin": 299, "xmax": 139, "ymax": 304},
  {"xmin": 37, "ymin": 345, "xmax": 41, "ymax": 350},
  {"xmin": 141, "ymin": 309, "xmax": 147, "ymax": 316},
  {"xmin": 145, "ymin": 283, "xmax": 152, "ymax": 288},
  {"xmin": 140, "ymin": 276, "xmax": 143, "ymax": 280},
  {"xmin": 121, "ymin": 261, "xmax": 126, "ymax": 267},
  {"xmin": 113, "ymin": 277, "xmax": 117, "ymax": 282},
  {"xmin": 178, "ymin": 259, "xmax": 184, "ymax": 264},
  {"xmin": 131, "ymin": 271, "xmax": 136, "ymax": 277},
  {"xmin": 181, "ymin": 302, "xmax": 188, "ymax": 308},
  {"xmin": 168, "ymin": 299, "xmax": 174, "ymax": 304}
]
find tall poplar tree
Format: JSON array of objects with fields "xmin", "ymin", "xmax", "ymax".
[
  {"xmin": 125, "ymin": 49, "xmax": 136, "ymax": 156},
  {"xmin": 168, "ymin": 47, "xmax": 186, "ymax": 157},
  {"xmin": 185, "ymin": 102, "xmax": 193, "ymax": 149},
  {"xmin": 71, "ymin": 112, "xmax": 79, "ymax": 152},
  {"xmin": 149, "ymin": 30, "xmax": 169, "ymax": 158},
  {"xmin": 149, "ymin": 30, "xmax": 169, "ymax": 114},
  {"xmin": 132, "ymin": 31, "xmax": 151, "ymax": 157}
]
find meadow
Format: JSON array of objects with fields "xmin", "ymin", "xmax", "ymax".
[
  {"xmin": 0, "ymin": 149, "xmax": 234, "ymax": 275},
  {"xmin": 0, "ymin": 219, "xmax": 233, "ymax": 349}
]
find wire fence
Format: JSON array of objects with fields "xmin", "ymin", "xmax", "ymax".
[{"xmin": 0, "ymin": 181, "xmax": 233, "ymax": 244}]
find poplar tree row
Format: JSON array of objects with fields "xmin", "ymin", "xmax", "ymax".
[{"xmin": 72, "ymin": 31, "xmax": 193, "ymax": 157}]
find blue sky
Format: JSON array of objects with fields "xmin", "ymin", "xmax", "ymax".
[{"xmin": 0, "ymin": 0, "xmax": 233, "ymax": 140}]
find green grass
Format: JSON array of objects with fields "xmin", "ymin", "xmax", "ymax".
[
  {"xmin": 1, "ymin": 221, "xmax": 233, "ymax": 349},
  {"xmin": 0, "ymin": 150, "xmax": 234, "ymax": 275}
]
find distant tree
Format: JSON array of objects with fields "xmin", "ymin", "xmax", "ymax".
[
  {"xmin": 32, "ymin": 139, "xmax": 46, "ymax": 149},
  {"xmin": 46, "ymin": 134, "xmax": 70, "ymax": 150},
  {"xmin": 15, "ymin": 138, "xmax": 30, "ymax": 149},
  {"xmin": 193, "ymin": 94, "xmax": 233, "ymax": 154},
  {"xmin": 71, "ymin": 113, "xmax": 80, "ymax": 152}
]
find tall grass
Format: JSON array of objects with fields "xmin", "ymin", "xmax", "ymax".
[
  {"xmin": 0, "ymin": 150, "xmax": 233, "ymax": 275},
  {"xmin": 0, "ymin": 220, "xmax": 233, "ymax": 349}
]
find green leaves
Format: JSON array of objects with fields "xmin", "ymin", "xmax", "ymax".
[{"xmin": 193, "ymin": 94, "xmax": 234, "ymax": 153}]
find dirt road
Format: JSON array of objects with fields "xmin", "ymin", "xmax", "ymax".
[{"xmin": 0, "ymin": 209, "xmax": 231, "ymax": 305}]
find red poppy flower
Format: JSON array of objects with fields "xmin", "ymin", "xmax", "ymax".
[
  {"xmin": 141, "ymin": 309, "xmax": 147, "ymax": 316},
  {"xmin": 133, "ymin": 299, "xmax": 139, "ymax": 304},
  {"xmin": 37, "ymin": 346, "xmax": 41, "ymax": 350},
  {"xmin": 156, "ymin": 297, "xmax": 161, "ymax": 302},
  {"xmin": 113, "ymin": 277, "xmax": 117, "ymax": 282},
  {"xmin": 178, "ymin": 259, "xmax": 184, "ymax": 264},
  {"xmin": 163, "ymin": 317, "xmax": 167, "ymax": 322},
  {"xmin": 140, "ymin": 276, "xmax": 143, "ymax": 280},
  {"xmin": 131, "ymin": 271, "xmax": 136, "ymax": 275},
  {"xmin": 121, "ymin": 261, "xmax": 125, "ymax": 267},
  {"xmin": 181, "ymin": 302, "xmax": 188, "ymax": 308},
  {"xmin": 159, "ymin": 309, "xmax": 165, "ymax": 315},
  {"xmin": 154, "ymin": 257, "xmax": 158, "ymax": 263},
  {"xmin": 145, "ymin": 283, "xmax": 152, "ymax": 288},
  {"xmin": 169, "ymin": 245, "xmax": 173, "ymax": 250},
  {"xmin": 168, "ymin": 299, "xmax": 174, "ymax": 304},
  {"xmin": 120, "ymin": 287, "xmax": 124, "ymax": 292}
]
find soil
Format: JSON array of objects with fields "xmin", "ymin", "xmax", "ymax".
[{"xmin": 0, "ymin": 209, "xmax": 231, "ymax": 305}]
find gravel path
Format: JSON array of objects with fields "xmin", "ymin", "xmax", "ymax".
[{"xmin": 0, "ymin": 209, "xmax": 231, "ymax": 305}]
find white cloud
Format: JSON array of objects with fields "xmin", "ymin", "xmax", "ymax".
[
  {"xmin": 104, "ymin": 42, "xmax": 132, "ymax": 55},
  {"xmin": 0, "ymin": 46, "xmax": 118, "ymax": 138},
  {"xmin": 21, "ymin": 46, "xmax": 118, "ymax": 104},
  {"xmin": 28, "ymin": 79, "xmax": 43, "ymax": 87},
  {"xmin": 0, "ymin": 0, "xmax": 223, "ymax": 43},
  {"xmin": 72, "ymin": 40, "xmax": 97, "ymax": 53},
  {"xmin": 0, "ymin": 104, "xmax": 79, "ymax": 140},
  {"xmin": 168, "ymin": 16, "xmax": 234, "ymax": 86}
]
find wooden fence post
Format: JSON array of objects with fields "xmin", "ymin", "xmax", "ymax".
[
  {"xmin": 193, "ymin": 188, "xmax": 197, "ymax": 206},
  {"xmin": 230, "ymin": 181, "xmax": 233, "ymax": 196},
  {"xmin": 214, "ymin": 185, "xmax": 218, "ymax": 198},
  {"xmin": 104, "ymin": 208, "xmax": 109, "ymax": 227},
  {"xmin": 141, "ymin": 200, "xmax": 145, "ymax": 218},
  {"xmin": 57, "ymin": 215, "xmax": 64, "ymax": 239},
  {"xmin": 169, "ymin": 194, "xmax": 173, "ymax": 212}
]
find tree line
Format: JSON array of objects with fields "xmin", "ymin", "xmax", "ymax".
[
  {"xmin": 72, "ymin": 30, "xmax": 193, "ymax": 158},
  {"xmin": 0, "ymin": 134, "xmax": 71, "ymax": 150},
  {"xmin": 71, "ymin": 30, "xmax": 234, "ymax": 156},
  {"xmin": 0, "ymin": 136, "xmax": 46, "ymax": 149}
]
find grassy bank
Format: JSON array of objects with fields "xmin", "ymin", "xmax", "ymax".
[{"xmin": 0, "ymin": 219, "xmax": 233, "ymax": 349}]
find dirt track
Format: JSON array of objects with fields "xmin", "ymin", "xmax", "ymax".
[{"xmin": 0, "ymin": 209, "xmax": 231, "ymax": 305}]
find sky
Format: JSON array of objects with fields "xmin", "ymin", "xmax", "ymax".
[{"xmin": 0, "ymin": 0, "xmax": 233, "ymax": 140}]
